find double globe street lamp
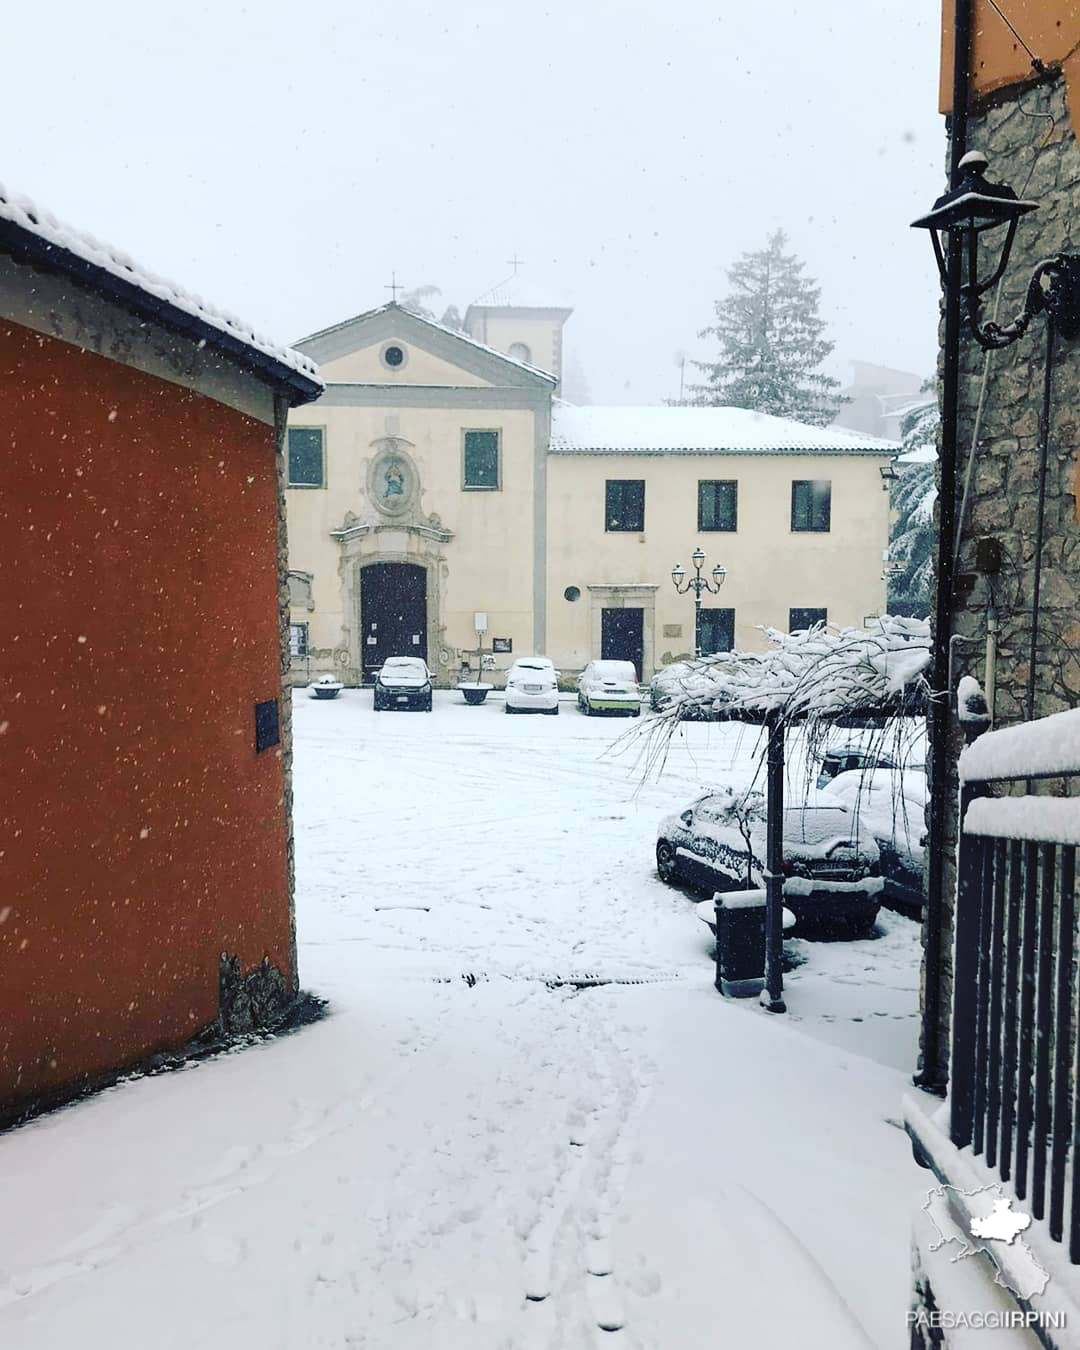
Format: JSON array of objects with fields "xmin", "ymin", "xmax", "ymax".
[{"xmin": 671, "ymin": 547, "xmax": 727, "ymax": 659}]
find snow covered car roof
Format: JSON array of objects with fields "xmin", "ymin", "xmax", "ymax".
[
  {"xmin": 586, "ymin": 660, "xmax": 637, "ymax": 679},
  {"xmin": 0, "ymin": 183, "xmax": 323, "ymax": 406},
  {"xmin": 825, "ymin": 767, "xmax": 927, "ymax": 810}
]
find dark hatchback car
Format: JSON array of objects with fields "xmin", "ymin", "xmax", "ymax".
[
  {"xmin": 655, "ymin": 790, "xmax": 883, "ymax": 937},
  {"xmin": 373, "ymin": 657, "xmax": 434, "ymax": 712}
]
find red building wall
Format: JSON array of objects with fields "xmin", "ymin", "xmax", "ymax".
[{"xmin": 0, "ymin": 318, "xmax": 293, "ymax": 1112}]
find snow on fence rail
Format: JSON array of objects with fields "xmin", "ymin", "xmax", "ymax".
[
  {"xmin": 960, "ymin": 707, "xmax": 1080, "ymax": 784},
  {"xmin": 949, "ymin": 709, "xmax": 1080, "ymax": 1270}
]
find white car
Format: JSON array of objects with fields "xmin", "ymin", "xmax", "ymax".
[
  {"xmin": 504, "ymin": 657, "xmax": 560, "ymax": 715},
  {"xmin": 578, "ymin": 659, "xmax": 641, "ymax": 716},
  {"xmin": 822, "ymin": 767, "xmax": 927, "ymax": 912}
]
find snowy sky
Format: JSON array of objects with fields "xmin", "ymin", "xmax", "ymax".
[{"xmin": 3, "ymin": 1, "xmax": 945, "ymax": 404}]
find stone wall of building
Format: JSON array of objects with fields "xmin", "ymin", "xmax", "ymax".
[{"xmin": 922, "ymin": 70, "xmax": 1080, "ymax": 1085}]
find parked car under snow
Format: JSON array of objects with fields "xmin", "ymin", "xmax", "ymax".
[
  {"xmin": 815, "ymin": 743, "xmax": 916, "ymax": 790},
  {"xmin": 504, "ymin": 657, "xmax": 560, "ymax": 714},
  {"xmin": 655, "ymin": 788, "xmax": 883, "ymax": 936},
  {"xmin": 577, "ymin": 660, "xmax": 641, "ymax": 716},
  {"xmin": 820, "ymin": 767, "xmax": 927, "ymax": 913},
  {"xmin": 373, "ymin": 657, "xmax": 433, "ymax": 712}
]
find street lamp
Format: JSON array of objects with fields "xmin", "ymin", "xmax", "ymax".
[
  {"xmin": 912, "ymin": 150, "xmax": 1080, "ymax": 349},
  {"xmin": 910, "ymin": 145, "xmax": 1080, "ymax": 1093},
  {"xmin": 671, "ymin": 547, "xmax": 727, "ymax": 657}
]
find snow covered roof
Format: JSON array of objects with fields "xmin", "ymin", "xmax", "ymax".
[
  {"xmin": 899, "ymin": 445, "xmax": 937, "ymax": 464},
  {"xmin": 296, "ymin": 302, "xmax": 557, "ymax": 385},
  {"xmin": 466, "ymin": 274, "xmax": 571, "ymax": 313},
  {"xmin": 0, "ymin": 183, "xmax": 323, "ymax": 404},
  {"xmin": 549, "ymin": 404, "xmax": 900, "ymax": 456}
]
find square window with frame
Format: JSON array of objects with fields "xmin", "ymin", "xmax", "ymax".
[
  {"xmin": 289, "ymin": 623, "xmax": 309, "ymax": 658},
  {"xmin": 605, "ymin": 479, "xmax": 645, "ymax": 532},
  {"xmin": 287, "ymin": 427, "xmax": 325, "ymax": 487},
  {"xmin": 791, "ymin": 480, "xmax": 831, "ymax": 532},
  {"xmin": 698, "ymin": 479, "xmax": 738, "ymax": 532},
  {"xmin": 789, "ymin": 607, "xmax": 827, "ymax": 632},
  {"xmin": 463, "ymin": 430, "xmax": 501, "ymax": 489},
  {"xmin": 697, "ymin": 607, "xmax": 735, "ymax": 656}
]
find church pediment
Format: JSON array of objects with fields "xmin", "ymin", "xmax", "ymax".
[{"xmin": 294, "ymin": 303, "xmax": 556, "ymax": 390}]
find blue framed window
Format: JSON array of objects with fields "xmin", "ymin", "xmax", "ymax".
[{"xmin": 287, "ymin": 427, "xmax": 325, "ymax": 487}]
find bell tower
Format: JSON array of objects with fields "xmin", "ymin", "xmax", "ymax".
[{"xmin": 464, "ymin": 271, "xmax": 572, "ymax": 390}]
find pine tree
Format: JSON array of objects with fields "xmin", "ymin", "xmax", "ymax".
[
  {"xmin": 690, "ymin": 230, "xmax": 846, "ymax": 427},
  {"xmin": 887, "ymin": 387, "xmax": 939, "ymax": 619}
]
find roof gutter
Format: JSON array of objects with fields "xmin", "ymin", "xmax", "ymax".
[{"xmin": 0, "ymin": 218, "xmax": 323, "ymax": 407}]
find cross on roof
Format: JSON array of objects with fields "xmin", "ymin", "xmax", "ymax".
[
  {"xmin": 385, "ymin": 272, "xmax": 401, "ymax": 302},
  {"xmin": 506, "ymin": 255, "xmax": 524, "ymax": 276}
]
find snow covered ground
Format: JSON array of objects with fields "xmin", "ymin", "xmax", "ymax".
[{"xmin": 0, "ymin": 690, "xmax": 926, "ymax": 1349}]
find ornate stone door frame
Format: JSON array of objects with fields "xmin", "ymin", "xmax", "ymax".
[
  {"xmin": 586, "ymin": 584, "xmax": 658, "ymax": 679},
  {"xmin": 331, "ymin": 524, "xmax": 451, "ymax": 685}
]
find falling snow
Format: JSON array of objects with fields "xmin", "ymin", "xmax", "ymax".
[{"xmin": 0, "ymin": 691, "xmax": 924, "ymax": 1349}]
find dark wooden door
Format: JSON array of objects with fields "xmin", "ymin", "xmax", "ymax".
[
  {"xmin": 360, "ymin": 563, "xmax": 427, "ymax": 680},
  {"xmin": 601, "ymin": 607, "xmax": 644, "ymax": 679}
]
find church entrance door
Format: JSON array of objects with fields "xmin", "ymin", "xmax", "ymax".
[
  {"xmin": 601, "ymin": 607, "xmax": 644, "ymax": 679},
  {"xmin": 360, "ymin": 563, "xmax": 428, "ymax": 681}
]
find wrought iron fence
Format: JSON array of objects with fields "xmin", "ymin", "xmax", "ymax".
[{"xmin": 950, "ymin": 720, "xmax": 1080, "ymax": 1260}]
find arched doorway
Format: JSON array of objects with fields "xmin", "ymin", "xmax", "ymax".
[{"xmin": 360, "ymin": 563, "xmax": 428, "ymax": 681}]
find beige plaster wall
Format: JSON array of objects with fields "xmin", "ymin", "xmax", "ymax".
[
  {"xmin": 286, "ymin": 399, "xmax": 537, "ymax": 680},
  {"xmin": 545, "ymin": 452, "xmax": 892, "ymax": 672}
]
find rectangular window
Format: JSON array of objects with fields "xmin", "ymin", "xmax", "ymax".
[
  {"xmin": 697, "ymin": 607, "xmax": 735, "ymax": 656},
  {"xmin": 287, "ymin": 427, "xmax": 325, "ymax": 487},
  {"xmin": 697, "ymin": 480, "xmax": 738, "ymax": 532},
  {"xmin": 789, "ymin": 607, "xmax": 827, "ymax": 632},
  {"xmin": 605, "ymin": 479, "xmax": 645, "ymax": 532},
  {"xmin": 791, "ymin": 480, "xmax": 831, "ymax": 532},
  {"xmin": 463, "ymin": 430, "xmax": 500, "ymax": 489},
  {"xmin": 289, "ymin": 623, "xmax": 308, "ymax": 658}
]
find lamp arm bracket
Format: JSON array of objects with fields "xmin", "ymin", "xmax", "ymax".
[{"xmin": 967, "ymin": 254, "xmax": 1068, "ymax": 350}]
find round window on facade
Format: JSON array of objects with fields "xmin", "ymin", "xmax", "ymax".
[
  {"xmin": 564, "ymin": 585, "xmax": 581, "ymax": 602},
  {"xmin": 508, "ymin": 342, "xmax": 532, "ymax": 364},
  {"xmin": 381, "ymin": 343, "xmax": 407, "ymax": 369}
]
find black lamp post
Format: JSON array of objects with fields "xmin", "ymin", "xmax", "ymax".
[
  {"xmin": 671, "ymin": 547, "xmax": 727, "ymax": 657},
  {"xmin": 912, "ymin": 150, "xmax": 1080, "ymax": 348}
]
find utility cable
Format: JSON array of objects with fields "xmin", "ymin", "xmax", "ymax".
[{"xmin": 984, "ymin": 0, "xmax": 1047, "ymax": 74}]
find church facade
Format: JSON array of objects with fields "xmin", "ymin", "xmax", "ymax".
[{"xmin": 284, "ymin": 300, "xmax": 896, "ymax": 686}]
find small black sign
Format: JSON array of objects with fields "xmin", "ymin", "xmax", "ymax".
[
  {"xmin": 255, "ymin": 698, "xmax": 280, "ymax": 754},
  {"xmin": 492, "ymin": 637, "xmax": 512, "ymax": 653}
]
